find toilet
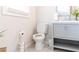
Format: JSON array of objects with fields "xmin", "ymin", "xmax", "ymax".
[
  {"xmin": 33, "ymin": 33, "xmax": 45, "ymax": 50},
  {"xmin": 33, "ymin": 24, "xmax": 48, "ymax": 50}
]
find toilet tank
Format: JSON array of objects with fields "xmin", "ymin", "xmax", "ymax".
[{"xmin": 37, "ymin": 23, "xmax": 48, "ymax": 34}]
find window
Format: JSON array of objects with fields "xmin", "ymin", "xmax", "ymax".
[
  {"xmin": 57, "ymin": 6, "xmax": 70, "ymax": 21},
  {"xmin": 57, "ymin": 6, "xmax": 70, "ymax": 15},
  {"xmin": 2, "ymin": 6, "xmax": 30, "ymax": 17}
]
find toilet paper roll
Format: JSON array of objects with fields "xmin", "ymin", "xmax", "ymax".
[{"xmin": 18, "ymin": 31, "xmax": 25, "ymax": 52}]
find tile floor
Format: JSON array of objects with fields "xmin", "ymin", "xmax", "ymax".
[
  {"xmin": 25, "ymin": 47, "xmax": 53, "ymax": 52},
  {"xmin": 54, "ymin": 49, "xmax": 67, "ymax": 52},
  {"xmin": 25, "ymin": 43, "xmax": 67, "ymax": 52},
  {"xmin": 25, "ymin": 43, "xmax": 53, "ymax": 52}
]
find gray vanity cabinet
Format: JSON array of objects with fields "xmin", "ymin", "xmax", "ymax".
[
  {"xmin": 53, "ymin": 23, "xmax": 79, "ymax": 41},
  {"xmin": 53, "ymin": 23, "xmax": 79, "ymax": 51}
]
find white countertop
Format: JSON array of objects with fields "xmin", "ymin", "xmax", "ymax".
[{"xmin": 52, "ymin": 21, "xmax": 79, "ymax": 24}]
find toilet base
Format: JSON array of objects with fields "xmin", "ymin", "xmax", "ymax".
[{"xmin": 35, "ymin": 41, "xmax": 44, "ymax": 50}]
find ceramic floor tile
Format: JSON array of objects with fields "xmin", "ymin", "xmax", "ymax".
[
  {"xmin": 25, "ymin": 43, "xmax": 53, "ymax": 52},
  {"xmin": 25, "ymin": 47, "xmax": 53, "ymax": 52}
]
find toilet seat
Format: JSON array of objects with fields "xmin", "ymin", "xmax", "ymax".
[{"xmin": 33, "ymin": 33, "xmax": 45, "ymax": 40}]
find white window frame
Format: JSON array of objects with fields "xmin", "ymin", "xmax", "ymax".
[{"xmin": 1, "ymin": 6, "xmax": 30, "ymax": 18}]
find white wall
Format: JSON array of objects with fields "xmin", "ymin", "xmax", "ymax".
[
  {"xmin": 24, "ymin": 7, "xmax": 37, "ymax": 49},
  {"xmin": 36, "ymin": 6, "xmax": 57, "ymax": 33},
  {"xmin": 36, "ymin": 6, "xmax": 57, "ymax": 24},
  {"xmin": 0, "ymin": 6, "xmax": 36, "ymax": 52}
]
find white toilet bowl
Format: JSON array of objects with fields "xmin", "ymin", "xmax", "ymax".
[{"xmin": 33, "ymin": 33, "xmax": 45, "ymax": 50}]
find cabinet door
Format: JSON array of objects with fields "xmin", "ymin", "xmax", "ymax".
[
  {"xmin": 67, "ymin": 24, "xmax": 79, "ymax": 41},
  {"xmin": 53, "ymin": 24, "xmax": 66, "ymax": 38}
]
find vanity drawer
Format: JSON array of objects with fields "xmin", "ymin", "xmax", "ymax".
[
  {"xmin": 53, "ymin": 24, "xmax": 66, "ymax": 38},
  {"xmin": 66, "ymin": 24, "xmax": 79, "ymax": 41}
]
